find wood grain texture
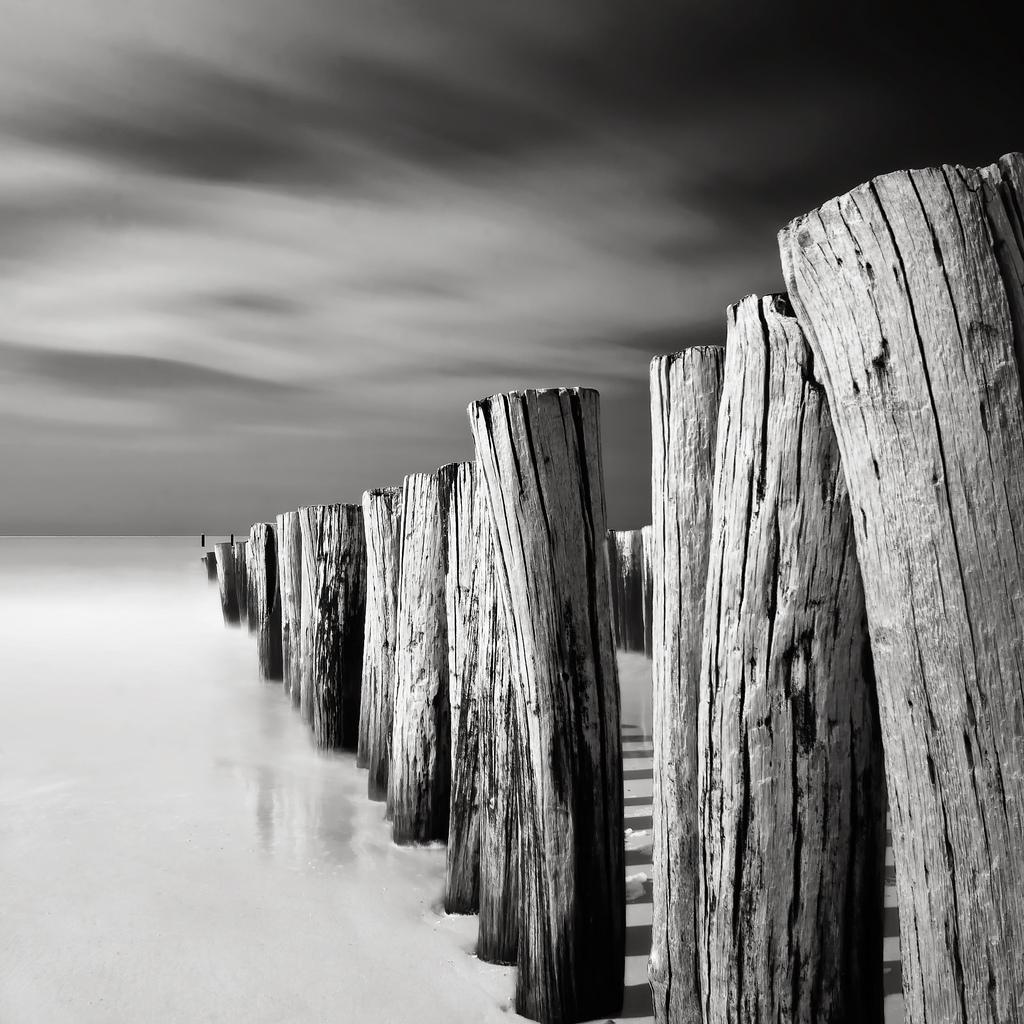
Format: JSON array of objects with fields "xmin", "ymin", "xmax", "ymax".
[
  {"xmin": 233, "ymin": 540, "xmax": 249, "ymax": 626},
  {"xmin": 249, "ymin": 523, "xmax": 283, "ymax": 681},
  {"xmin": 648, "ymin": 346, "xmax": 724, "ymax": 1024},
  {"xmin": 780, "ymin": 153, "xmax": 1024, "ymax": 1024},
  {"xmin": 214, "ymin": 542, "xmax": 240, "ymax": 624},
  {"xmin": 641, "ymin": 524, "xmax": 653, "ymax": 659},
  {"xmin": 276, "ymin": 512, "xmax": 303, "ymax": 702},
  {"xmin": 469, "ymin": 387, "xmax": 624, "ymax": 1024},
  {"xmin": 445, "ymin": 463, "xmax": 485, "ymax": 914},
  {"xmin": 606, "ymin": 529, "xmax": 646, "ymax": 652},
  {"xmin": 296, "ymin": 504, "xmax": 366, "ymax": 750},
  {"xmin": 476, "ymin": 512, "xmax": 521, "ymax": 966},
  {"xmin": 388, "ymin": 465, "xmax": 458, "ymax": 844},
  {"xmin": 357, "ymin": 487, "xmax": 403, "ymax": 798},
  {"xmin": 245, "ymin": 536, "xmax": 258, "ymax": 635},
  {"xmin": 697, "ymin": 294, "xmax": 886, "ymax": 1024}
]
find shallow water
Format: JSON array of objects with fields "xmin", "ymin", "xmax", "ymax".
[{"xmin": 0, "ymin": 538, "xmax": 657, "ymax": 1024}]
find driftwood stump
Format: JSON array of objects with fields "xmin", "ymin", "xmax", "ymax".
[
  {"xmin": 204, "ymin": 551, "xmax": 217, "ymax": 582},
  {"xmin": 469, "ymin": 388, "xmax": 624, "ymax": 1024},
  {"xmin": 475, "ymin": 514, "xmax": 520, "ymax": 966},
  {"xmin": 233, "ymin": 539, "xmax": 248, "ymax": 625},
  {"xmin": 297, "ymin": 504, "xmax": 366, "ymax": 750},
  {"xmin": 779, "ymin": 153, "xmax": 1024, "ymax": 1024},
  {"xmin": 357, "ymin": 487, "xmax": 403, "ymax": 799},
  {"xmin": 606, "ymin": 528, "xmax": 646, "ymax": 652},
  {"xmin": 648, "ymin": 346, "xmax": 724, "ymax": 1024},
  {"xmin": 388, "ymin": 465, "xmax": 458, "ymax": 843},
  {"xmin": 641, "ymin": 524, "xmax": 653, "ymax": 658},
  {"xmin": 697, "ymin": 295, "xmax": 886, "ymax": 1023},
  {"xmin": 248, "ymin": 523, "xmax": 283, "ymax": 681},
  {"xmin": 445, "ymin": 463, "xmax": 485, "ymax": 914},
  {"xmin": 214, "ymin": 542, "xmax": 240, "ymax": 624},
  {"xmin": 276, "ymin": 511, "xmax": 302, "ymax": 702}
]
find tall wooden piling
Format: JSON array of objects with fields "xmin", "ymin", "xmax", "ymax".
[
  {"xmin": 469, "ymin": 388, "xmax": 624, "ymax": 1024},
  {"xmin": 214, "ymin": 542, "xmax": 240, "ymax": 624},
  {"xmin": 388, "ymin": 465, "xmax": 458, "ymax": 843},
  {"xmin": 444, "ymin": 463, "xmax": 485, "ymax": 915},
  {"xmin": 475, "ymin": 514, "xmax": 520, "ymax": 966},
  {"xmin": 276, "ymin": 511, "xmax": 302, "ymax": 702},
  {"xmin": 297, "ymin": 504, "xmax": 366, "ymax": 750},
  {"xmin": 204, "ymin": 551, "xmax": 217, "ymax": 581},
  {"xmin": 233, "ymin": 539, "xmax": 248, "ymax": 625},
  {"xmin": 697, "ymin": 295, "xmax": 886, "ymax": 1023},
  {"xmin": 648, "ymin": 346, "xmax": 724, "ymax": 1024},
  {"xmin": 779, "ymin": 153, "xmax": 1024, "ymax": 1024},
  {"xmin": 248, "ymin": 522, "xmax": 283, "ymax": 681},
  {"xmin": 357, "ymin": 487, "xmax": 403, "ymax": 800},
  {"xmin": 640, "ymin": 524, "xmax": 653, "ymax": 658},
  {"xmin": 606, "ymin": 528, "xmax": 646, "ymax": 652}
]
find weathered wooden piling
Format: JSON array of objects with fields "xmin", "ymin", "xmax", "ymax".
[
  {"xmin": 469, "ymin": 388, "xmax": 624, "ymax": 1024},
  {"xmin": 297, "ymin": 504, "xmax": 366, "ymax": 750},
  {"xmin": 214, "ymin": 542, "xmax": 240, "ymax": 624},
  {"xmin": 204, "ymin": 551, "xmax": 217, "ymax": 581},
  {"xmin": 248, "ymin": 522, "xmax": 283, "ymax": 681},
  {"xmin": 276, "ymin": 511, "xmax": 302, "ymax": 701},
  {"xmin": 357, "ymin": 487, "xmax": 403, "ymax": 800},
  {"xmin": 475, "ymin": 514, "xmax": 520, "ymax": 966},
  {"xmin": 606, "ymin": 528, "xmax": 646, "ymax": 652},
  {"xmin": 697, "ymin": 295, "xmax": 886, "ymax": 1023},
  {"xmin": 648, "ymin": 346, "xmax": 724, "ymax": 1024},
  {"xmin": 388, "ymin": 464, "xmax": 459, "ymax": 843},
  {"xmin": 233, "ymin": 539, "xmax": 248, "ymax": 624},
  {"xmin": 779, "ymin": 153, "xmax": 1024, "ymax": 1024},
  {"xmin": 640, "ymin": 524, "xmax": 653, "ymax": 658},
  {"xmin": 444, "ymin": 463, "xmax": 485, "ymax": 915}
]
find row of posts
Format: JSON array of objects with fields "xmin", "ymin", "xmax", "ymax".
[{"xmin": 205, "ymin": 151, "xmax": 1024, "ymax": 1024}]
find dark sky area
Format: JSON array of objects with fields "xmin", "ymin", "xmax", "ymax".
[{"xmin": 0, "ymin": 0, "xmax": 1019, "ymax": 533}]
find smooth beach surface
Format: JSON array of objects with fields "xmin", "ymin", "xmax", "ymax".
[{"xmin": 0, "ymin": 537, "xmax": 655, "ymax": 1024}]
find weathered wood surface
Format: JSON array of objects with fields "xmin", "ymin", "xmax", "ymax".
[
  {"xmin": 204, "ymin": 551, "xmax": 217, "ymax": 581},
  {"xmin": 697, "ymin": 295, "xmax": 886, "ymax": 1023},
  {"xmin": 475, "ymin": 514, "xmax": 520, "ymax": 966},
  {"xmin": 648, "ymin": 345, "xmax": 724, "ymax": 1024},
  {"xmin": 245, "ymin": 536, "xmax": 258, "ymax": 635},
  {"xmin": 214, "ymin": 542, "xmax": 240, "ymax": 624},
  {"xmin": 388, "ymin": 465, "xmax": 458, "ymax": 844},
  {"xmin": 249, "ymin": 522, "xmax": 283, "ymax": 681},
  {"xmin": 606, "ymin": 528, "xmax": 646, "ymax": 652},
  {"xmin": 276, "ymin": 511, "xmax": 303, "ymax": 702},
  {"xmin": 357, "ymin": 487, "xmax": 403, "ymax": 799},
  {"xmin": 297, "ymin": 504, "xmax": 366, "ymax": 750},
  {"xmin": 640, "ymin": 524, "xmax": 653, "ymax": 658},
  {"xmin": 233, "ymin": 539, "xmax": 249, "ymax": 625},
  {"xmin": 444, "ymin": 463, "xmax": 485, "ymax": 915},
  {"xmin": 780, "ymin": 154, "xmax": 1024, "ymax": 1024},
  {"xmin": 469, "ymin": 388, "xmax": 624, "ymax": 1024}
]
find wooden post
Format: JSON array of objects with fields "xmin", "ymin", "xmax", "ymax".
[
  {"xmin": 248, "ymin": 522, "xmax": 283, "ymax": 681},
  {"xmin": 245, "ymin": 537, "xmax": 258, "ymax": 635},
  {"xmin": 779, "ymin": 153, "xmax": 1024, "ymax": 1024},
  {"xmin": 204, "ymin": 551, "xmax": 217, "ymax": 581},
  {"xmin": 697, "ymin": 294, "xmax": 886, "ymax": 1023},
  {"xmin": 233, "ymin": 540, "xmax": 248, "ymax": 625},
  {"xmin": 276, "ymin": 511, "xmax": 302, "ymax": 702},
  {"xmin": 297, "ymin": 504, "xmax": 366, "ymax": 749},
  {"xmin": 469, "ymin": 388, "xmax": 624, "ymax": 1024},
  {"xmin": 445, "ymin": 463, "xmax": 485, "ymax": 914},
  {"xmin": 475, "ymin": 513, "xmax": 520, "ymax": 965},
  {"xmin": 641, "ymin": 524, "xmax": 653, "ymax": 658},
  {"xmin": 214, "ymin": 542, "xmax": 240, "ymax": 625},
  {"xmin": 648, "ymin": 345, "xmax": 724, "ymax": 1024},
  {"xmin": 357, "ymin": 487, "xmax": 403, "ymax": 799},
  {"xmin": 606, "ymin": 528, "xmax": 646, "ymax": 652},
  {"xmin": 388, "ymin": 464, "xmax": 458, "ymax": 843}
]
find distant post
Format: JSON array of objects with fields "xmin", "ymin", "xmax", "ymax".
[
  {"xmin": 357, "ymin": 487, "xmax": 403, "ymax": 800},
  {"xmin": 214, "ymin": 542, "xmax": 240, "ymax": 625},
  {"xmin": 606, "ymin": 528, "xmax": 645, "ymax": 652},
  {"xmin": 469, "ymin": 388, "xmax": 624, "ymax": 1024},
  {"xmin": 233, "ymin": 539, "xmax": 248, "ymax": 625},
  {"xmin": 204, "ymin": 551, "xmax": 217, "ymax": 582}
]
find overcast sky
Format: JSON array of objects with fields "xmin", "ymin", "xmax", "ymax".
[{"xmin": 0, "ymin": 0, "xmax": 1018, "ymax": 534}]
